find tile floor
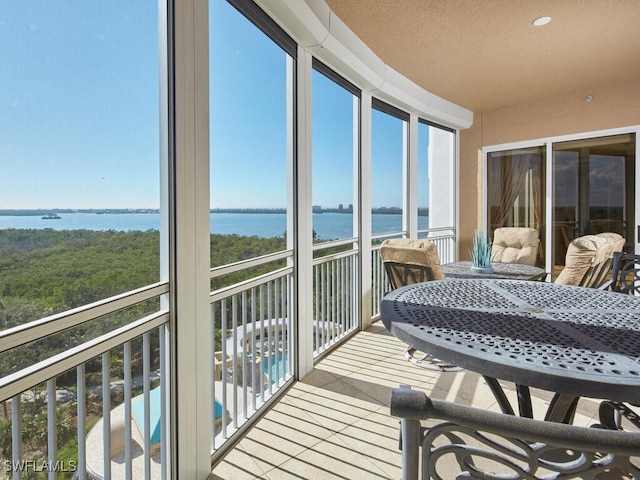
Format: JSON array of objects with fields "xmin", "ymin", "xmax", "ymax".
[{"xmin": 211, "ymin": 322, "xmax": 603, "ymax": 480}]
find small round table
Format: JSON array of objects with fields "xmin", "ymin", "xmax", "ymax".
[
  {"xmin": 381, "ymin": 279, "xmax": 640, "ymax": 421},
  {"xmin": 441, "ymin": 261, "xmax": 545, "ymax": 281}
]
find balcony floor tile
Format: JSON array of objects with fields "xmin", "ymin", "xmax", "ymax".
[{"xmin": 212, "ymin": 321, "xmax": 602, "ymax": 479}]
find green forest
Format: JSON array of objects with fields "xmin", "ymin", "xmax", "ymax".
[
  {"xmin": 0, "ymin": 228, "xmax": 289, "ymax": 472},
  {"xmin": 0, "ymin": 228, "xmax": 289, "ymax": 374}
]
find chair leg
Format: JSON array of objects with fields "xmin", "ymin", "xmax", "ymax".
[
  {"xmin": 404, "ymin": 346, "xmax": 462, "ymax": 372},
  {"xmin": 598, "ymin": 401, "xmax": 640, "ymax": 430}
]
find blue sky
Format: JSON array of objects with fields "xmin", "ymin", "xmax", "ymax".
[
  {"xmin": 2, "ymin": 0, "xmax": 426, "ymax": 210},
  {"xmin": 0, "ymin": 1, "xmax": 159, "ymax": 209}
]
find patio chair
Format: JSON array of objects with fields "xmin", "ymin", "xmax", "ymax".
[
  {"xmin": 390, "ymin": 385, "xmax": 640, "ymax": 480},
  {"xmin": 599, "ymin": 251, "xmax": 640, "ymax": 295},
  {"xmin": 597, "ymin": 251, "xmax": 640, "ymax": 433},
  {"xmin": 554, "ymin": 234, "xmax": 618, "ymax": 288},
  {"xmin": 490, "ymin": 227, "xmax": 538, "ymax": 266},
  {"xmin": 380, "ymin": 239, "xmax": 460, "ymax": 372},
  {"xmin": 380, "ymin": 238, "xmax": 445, "ymax": 289}
]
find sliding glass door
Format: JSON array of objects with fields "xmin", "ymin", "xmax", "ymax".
[
  {"xmin": 553, "ymin": 133, "xmax": 636, "ymax": 266},
  {"xmin": 486, "ymin": 132, "xmax": 637, "ymax": 276},
  {"xmin": 487, "ymin": 146, "xmax": 545, "ymax": 267}
]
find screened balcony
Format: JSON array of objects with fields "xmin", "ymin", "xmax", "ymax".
[{"xmin": 1, "ymin": 0, "xmax": 638, "ymax": 479}]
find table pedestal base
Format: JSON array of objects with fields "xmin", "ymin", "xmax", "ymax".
[{"xmin": 483, "ymin": 376, "xmax": 579, "ymax": 423}]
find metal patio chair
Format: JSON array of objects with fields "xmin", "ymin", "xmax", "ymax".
[
  {"xmin": 596, "ymin": 251, "xmax": 640, "ymax": 433},
  {"xmin": 599, "ymin": 251, "xmax": 640, "ymax": 295},
  {"xmin": 554, "ymin": 233, "xmax": 623, "ymax": 288},
  {"xmin": 380, "ymin": 239, "xmax": 461, "ymax": 372},
  {"xmin": 391, "ymin": 386, "xmax": 640, "ymax": 480}
]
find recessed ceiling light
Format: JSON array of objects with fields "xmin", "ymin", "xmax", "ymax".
[{"xmin": 533, "ymin": 16, "xmax": 551, "ymax": 26}]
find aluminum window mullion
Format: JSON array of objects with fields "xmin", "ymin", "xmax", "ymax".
[
  {"xmin": 76, "ymin": 366, "xmax": 86, "ymax": 480},
  {"xmin": 102, "ymin": 353, "xmax": 112, "ymax": 480},
  {"xmin": 124, "ymin": 342, "xmax": 133, "ymax": 479},
  {"xmin": 47, "ymin": 378, "xmax": 56, "ymax": 480},
  {"xmin": 142, "ymin": 333, "xmax": 151, "ymax": 480}
]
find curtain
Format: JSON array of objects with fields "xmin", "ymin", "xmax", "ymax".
[{"xmin": 490, "ymin": 153, "xmax": 534, "ymax": 229}]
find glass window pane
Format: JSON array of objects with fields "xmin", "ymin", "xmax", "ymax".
[
  {"xmin": 311, "ymin": 69, "xmax": 356, "ymax": 242},
  {"xmin": 210, "ymin": 0, "xmax": 290, "ymax": 266},
  {"xmin": 552, "ymin": 133, "xmax": 635, "ymax": 266},
  {"xmin": 371, "ymin": 108, "xmax": 405, "ymax": 236},
  {"xmin": 487, "ymin": 147, "xmax": 545, "ymax": 265},
  {"xmin": 418, "ymin": 122, "xmax": 455, "ymax": 232},
  {"xmin": 0, "ymin": 2, "xmax": 160, "ymax": 326}
]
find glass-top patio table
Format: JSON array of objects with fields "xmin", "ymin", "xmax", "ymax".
[{"xmin": 381, "ymin": 279, "xmax": 640, "ymax": 423}]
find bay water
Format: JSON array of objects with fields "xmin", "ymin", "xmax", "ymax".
[{"xmin": 0, "ymin": 212, "xmax": 428, "ymax": 240}]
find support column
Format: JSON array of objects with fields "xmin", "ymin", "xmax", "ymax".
[
  {"xmin": 359, "ymin": 93, "xmax": 373, "ymax": 329},
  {"xmin": 405, "ymin": 115, "xmax": 419, "ymax": 238},
  {"xmin": 294, "ymin": 46, "xmax": 314, "ymax": 378},
  {"xmin": 169, "ymin": 1, "xmax": 212, "ymax": 478}
]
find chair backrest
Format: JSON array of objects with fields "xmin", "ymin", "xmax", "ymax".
[
  {"xmin": 586, "ymin": 232, "xmax": 626, "ymax": 287},
  {"xmin": 554, "ymin": 234, "xmax": 615, "ymax": 288},
  {"xmin": 490, "ymin": 227, "xmax": 538, "ymax": 266},
  {"xmin": 600, "ymin": 251, "xmax": 640, "ymax": 295},
  {"xmin": 390, "ymin": 386, "xmax": 640, "ymax": 480},
  {"xmin": 380, "ymin": 239, "xmax": 444, "ymax": 290}
]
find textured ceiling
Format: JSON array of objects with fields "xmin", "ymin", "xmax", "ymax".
[{"xmin": 324, "ymin": 0, "xmax": 640, "ymax": 112}]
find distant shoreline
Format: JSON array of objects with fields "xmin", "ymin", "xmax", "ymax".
[{"xmin": 0, "ymin": 207, "xmax": 429, "ymax": 216}]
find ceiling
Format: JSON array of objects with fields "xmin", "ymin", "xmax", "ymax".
[{"xmin": 324, "ymin": 0, "xmax": 640, "ymax": 112}]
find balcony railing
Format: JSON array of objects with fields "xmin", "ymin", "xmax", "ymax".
[
  {"xmin": 210, "ymin": 251, "xmax": 295, "ymax": 453},
  {"xmin": 0, "ymin": 226, "xmax": 457, "ymax": 478},
  {"xmin": 0, "ymin": 282, "xmax": 170, "ymax": 480},
  {"xmin": 312, "ymin": 238, "xmax": 359, "ymax": 358}
]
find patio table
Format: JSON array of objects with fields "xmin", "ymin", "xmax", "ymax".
[
  {"xmin": 380, "ymin": 279, "xmax": 640, "ymax": 422},
  {"xmin": 441, "ymin": 261, "xmax": 545, "ymax": 281}
]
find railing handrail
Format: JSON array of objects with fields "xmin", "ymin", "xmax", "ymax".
[
  {"xmin": 210, "ymin": 265, "xmax": 293, "ymax": 302},
  {"xmin": 371, "ymin": 231, "xmax": 406, "ymax": 242},
  {"xmin": 0, "ymin": 310, "xmax": 168, "ymax": 403},
  {"xmin": 312, "ymin": 247, "xmax": 358, "ymax": 266},
  {"xmin": 211, "ymin": 249, "xmax": 293, "ymax": 278},
  {"xmin": 0, "ymin": 281, "xmax": 169, "ymax": 353},
  {"xmin": 418, "ymin": 226, "xmax": 455, "ymax": 235},
  {"xmin": 312, "ymin": 237, "xmax": 358, "ymax": 251}
]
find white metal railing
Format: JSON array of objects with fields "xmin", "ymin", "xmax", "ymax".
[
  {"xmin": 312, "ymin": 243, "xmax": 359, "ymax": 357},
  {"xmin": 418, "ymin": 226, "xmax": 456, "ymax": 264},
  {"xmin": 209, "ymin": 239, "xmax": 362, "ymax": 454},
  {"xmin": 371, "ymin": 246, "xmax": 390, "ymax": 319},
  {"xmin": 210, "ymin": 265, "xmax": 294, "ymax": 452},
  {"xmin": 0, "ymin": 283, "xmax": 170, "ymax": 480}
]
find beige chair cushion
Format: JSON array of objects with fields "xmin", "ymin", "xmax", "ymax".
[
  {"xmin": 596, "ymin": 232, "xmax": 625, "ymax": 254},
  {"xmin": 490, "ymin": 227, "xmax": 538, "ymax": 266},
  {"xmin": 380, "ymin": 238, "xmax": 445, "ymax": 281},
  {"xmin": 554, "ymin": 235, "xmax": 613, "ymax": 286}
]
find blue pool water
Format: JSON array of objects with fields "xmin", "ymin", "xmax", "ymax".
[{"xmin": 264, "ymin": 352, "xmax": 290, "ymax": 382}]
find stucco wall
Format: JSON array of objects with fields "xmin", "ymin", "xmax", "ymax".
[{"xmin": 458, "ymin": 77, "xmax": 640, "ymax": 259}]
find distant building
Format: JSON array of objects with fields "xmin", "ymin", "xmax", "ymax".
[
  {"xmin": 348, "ymin": 204, "xmax": 353, "ymax": 210},
  {"xmin": 338, "ymin": 204, "xmax": 343, "ymax": 210},
  {"xmin": 312, "ymin": 205, "xmax": 322, "ymax": 213}
]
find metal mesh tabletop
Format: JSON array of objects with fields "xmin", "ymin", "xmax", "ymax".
[
  {"xmin": 381, "ymin": 279, "xmax": 640, "ymax": 403},
  {"xmin": 441, "ymin": 261, "xmax": 545, "ymax": 280}
]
